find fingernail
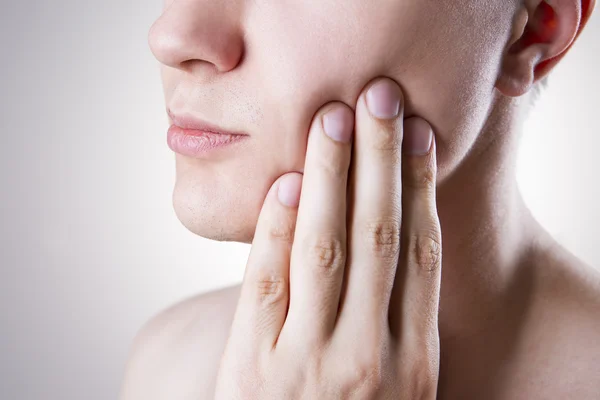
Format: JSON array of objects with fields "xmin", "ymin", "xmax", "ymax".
[
  {"xmin": 278, "ymin": 174, "xmax": 302, "ymax": 208},
  {"xmin": 323, "ymin": 107, "xmax": 353, "ymax": 143},
  {"xmin": 366, "ymin": 79, "xmax": 402, "ymax": 120},
  {"xmin": 403, "ymin": 118, "xmax": 433, "ymax": 156}
]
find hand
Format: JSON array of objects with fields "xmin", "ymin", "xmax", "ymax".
[{"xmin": 214, "ymin": 77, "xmax": 442, "ymax": 399}]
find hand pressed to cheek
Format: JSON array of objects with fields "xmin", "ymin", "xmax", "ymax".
[{"xmin": 217, "ymin": 77, "xmax": 442, "ymax": 400}]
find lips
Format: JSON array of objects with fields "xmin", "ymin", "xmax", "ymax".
[
  {"xmin": 166, "ymin": 108, "xmax": 249, "ymax": 137},
  {"xmin": 165, "ymin": 108, "xmax": 250, "ymax": 158}
]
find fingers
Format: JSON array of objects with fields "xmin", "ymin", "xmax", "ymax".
[
  {"xmin": 389, "ymin": 117, "xmax": 441, "ymax": 342},
  {"xmin": 278, "ymin": 103, "xmax": 355, "ymax": 349},
  {"xmin": 230, "ymin": 172, "xmax": 303, "ymax": 352},
  {"xmin": 336, "ymin": 78, "xmax": 405, "ymax": 337}
]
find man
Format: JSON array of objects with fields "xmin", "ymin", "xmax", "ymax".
[{"xmin": 122, "ymin": 0, "xmax": 599, "ymax": 398}]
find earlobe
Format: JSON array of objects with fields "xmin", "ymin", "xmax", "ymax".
[
  {"xmin": 495, "ymin": 0, "xmax": 590, "ymax": 98},
  {"xmin": 495, "ymin": 47, "xmax": 545, "ymax": 98}
]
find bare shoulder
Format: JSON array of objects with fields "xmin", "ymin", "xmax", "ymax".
[
  {"xmin": 534, "ymin": 242, "xmax": 600, "ymax": 318},
  {"xmin": 506, "ymin": 242, "xmax": 600, "ymax": 398},
  {"xmin": 120, "ymin": 284, "xmax": 242, "ymax": 400}
]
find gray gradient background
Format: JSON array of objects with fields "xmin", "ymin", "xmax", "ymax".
[{"xmin": 0, "ymin": 1, "xmax": 598, "ymax": 399}]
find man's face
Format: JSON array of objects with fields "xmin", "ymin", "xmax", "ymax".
[{"xmin": 149, "ymin": 0, "xmax": 515, "ymax": 243}]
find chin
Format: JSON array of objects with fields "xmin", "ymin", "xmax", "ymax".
[{"xmin": 171, "ymin": 175, "xmax": 260, "ymax": 244}]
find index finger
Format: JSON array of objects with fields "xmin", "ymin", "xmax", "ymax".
[{"xmin": 229, "ymin": 173, "xmax": 302, "ymax": 352}]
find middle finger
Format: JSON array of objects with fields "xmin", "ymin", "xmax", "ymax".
[{"xmin": 336, "ymin": 77, "xmax": 405, "ymax": 336}]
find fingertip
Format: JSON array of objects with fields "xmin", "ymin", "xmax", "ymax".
[
  {"xmin": 403, "ymin": 117, "xmax": 434, "ymax": 156},
  {"xmin": 322, "ymin": 105, "xmax": 355, "ymax": 144},
  {"xmin": 277, "ymin": 173, "xmax": 303, "ymax": 208},
  {"xmin": 401, "ymin": 118, "xmax": 438, "ymax": 190},
  {"xmin": 362, "ymin": 77, "xmax": 405, "ymax": 120}
]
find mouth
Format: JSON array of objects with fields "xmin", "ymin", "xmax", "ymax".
[
  {"xmin": 167, "ymin": 108, "xmax": 250, "ymax": 136},
  {"xmin": 166, "ymin": 108, "xmax": 250, "ymax": 158}
]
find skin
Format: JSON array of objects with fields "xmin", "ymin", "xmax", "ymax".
[
  {"xmin": 213, "ymin": 81, "xmax": 443, "ymax": 399},
  {"xmin": 121, "ymin": 0, "xmax": 600, "ymax": 399}
]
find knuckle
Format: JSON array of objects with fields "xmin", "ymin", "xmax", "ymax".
[
  {"xmin": 371, "ymin": 124, "xmax": 403, "ymax": 155},
  {"xmin": 362, "ymin": 218, "xmax": 402, "ymax": 261},
  {"xmin": 410, "ymin": 356, "xmax": 439, "ymax": 399},
  {"xmin": 304, "ymin": 352, "xmax": 325, "ymax": 385},
  {"xmin": 227, "ymin": 364, "xmax": 262, "ymax": 394},
  {"xmin": 403, "ymin": 155, "xmax": 436, "ymax": 190},
  {"xmin": 313, "ymin": 149, "xmax": 349, "ymax": 178},
  {"xmin": 397, "ymin": 346, "xmax": 439, "ymax": 399},
  {"xmin": 266, "ymin": 217, "xmax": 295, "ymax": 244},
  {"xmin": 342, "ymin": 352, "xmax": 384, "ymax": 396},
  {"xmin": 305, "ymin": 234, "xmax": 346, "ymax": 274},
  {"xmin": 254, "ymin": 274, "xmax": 287, "ymax": 307},
  {"xmin": 407, "ymin": 229, "xmax": 442, "ymax": 276}
]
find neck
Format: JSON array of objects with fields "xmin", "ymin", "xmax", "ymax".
[{"xmin": 435, "ymin": 92, "xmax": 548, "ymax": 340}]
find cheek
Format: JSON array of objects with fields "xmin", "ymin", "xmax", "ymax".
[
  {"xmin": 245, "ymin": 2, "xmax": 408, "ymax": 113},
  {"xmin": 242, "ymin": 7, "xmax": 407, "ymax": 173},
  {"xmin": 390, "ymin": 7, "xmax": 508, "ymax": 177},
  {"xmin": 247, "ymin": 36, "xmax": 490, "ymax": 177},
  {"xmin": 244, "ymin": 1, "xmax": 509, "ymax": 181}
]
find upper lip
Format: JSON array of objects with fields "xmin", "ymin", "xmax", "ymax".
[{"xmin": 167, "ymin": 108, "xmax": 249, "ymax": 136}]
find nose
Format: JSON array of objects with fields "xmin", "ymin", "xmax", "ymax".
[{"xmin": 148, "ymin": 0, "xmax": 244, "ymax": 74}]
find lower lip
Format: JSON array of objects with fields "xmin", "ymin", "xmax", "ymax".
[{"xmin": 167, "ymin": 124, "xmax": 249, "ymax": 158}]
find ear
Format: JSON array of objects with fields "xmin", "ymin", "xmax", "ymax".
[{"xmin": 495, "ymin": 0, "xmax": 596, "ymax": 97}]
